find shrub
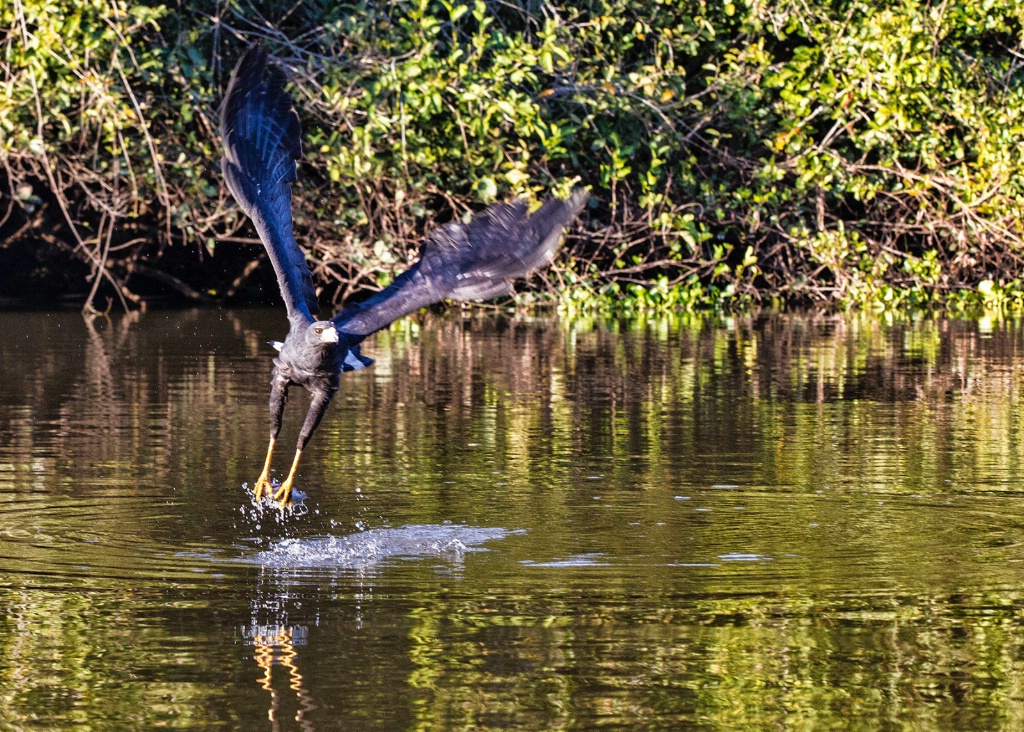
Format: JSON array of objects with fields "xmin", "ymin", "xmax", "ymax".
[{"xmin": 2, "ymin": 0, "xmax": 1023, "ymax": 314}]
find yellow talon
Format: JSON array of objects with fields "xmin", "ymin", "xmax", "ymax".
[
  {"xmin": 253, "ymin": 474, "xmax": 270, "ymax": 501},
  {"xmin": 253, "ymin": 436, "xmax": 276, "ymax": 501},
  {"xmin": 272, "ymin": 448, "xmax": 303, "ymax": 507},
  {"xmin": 273, "ymin": 479, "xmax": 294, "ymax": 506}
]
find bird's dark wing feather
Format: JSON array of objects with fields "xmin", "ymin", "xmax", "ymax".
[
  {"xmin": 220, "ymin": 44, "xmax": 319, "ymax": 322},
  {"xmin": 333, "ymin": 189, "xmax": 587, "ymax": 338}
]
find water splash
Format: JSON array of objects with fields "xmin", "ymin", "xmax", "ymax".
[{"xmin": 246, "ymin": 524, "xmax": 523, "ymax": 570}]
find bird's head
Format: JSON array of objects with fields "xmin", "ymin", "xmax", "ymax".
[{"xmin": 309, "ymin": 321, "xmax": 339, "ymax": 345}]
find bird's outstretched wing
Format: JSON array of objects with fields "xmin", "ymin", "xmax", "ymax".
[
  {"xmin": 220, "ymin": 44, "xmax": 319, "ymax": 322},
  {"xmin": 333, "ymin": 189, "xmax": 587, "ymax": 338}
]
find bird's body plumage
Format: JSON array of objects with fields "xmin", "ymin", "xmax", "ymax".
[{"xmin": 220, "ymin": 44, "xmax": 585, "ymax": 504}]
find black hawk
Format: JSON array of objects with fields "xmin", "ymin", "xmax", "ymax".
[{"xmin": 220, "ymin": 45, "xmax": 586, "ymax": 504}]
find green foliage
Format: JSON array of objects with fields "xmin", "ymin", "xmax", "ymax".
[{"xmin": 2, "ymin": 0, "xmax": 1024, "ymax": 314}]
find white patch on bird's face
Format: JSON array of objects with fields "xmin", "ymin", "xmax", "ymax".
[{"xmin": 312, "ymin": 322, "xmax": 339, "ymax": 344}]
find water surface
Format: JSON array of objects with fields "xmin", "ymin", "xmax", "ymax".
[{"xmin": 2, "ymin": 310, "xmax": 1024, "ymax": 729}]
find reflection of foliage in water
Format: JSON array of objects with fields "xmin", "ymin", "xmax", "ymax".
[
  {"xmin": 0, "ymin": 588, "xmax": 238, "ymax": 728},
  {"xmin": 349, "ymin": 314, "xmax": 1024, "ymax": 505},
  {"xmin": 2, "ymin": 312, "xmax": 1024, "ymax": 727},
  {"xmin": 399, "ymin": 590, "xmax": 1024, "ymax": 730}
]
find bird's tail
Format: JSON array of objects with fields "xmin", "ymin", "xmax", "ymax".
[{"xmin": 333, "ymin": 189, "xmax": 588, "ymax": 338}]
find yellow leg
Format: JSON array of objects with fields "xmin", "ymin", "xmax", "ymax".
[
  {"xmin": 273, "ymin": 448, "xmax": 303, "ymax": 506},
  {"xmin": 253, "ymin": 436, "xmax": 276, "ymax": 501}
]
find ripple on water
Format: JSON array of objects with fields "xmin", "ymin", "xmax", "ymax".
[
  {"xmin": 0, "ymin": 491, "xmax": 238, "ymax": 590},
  {"xmin": 520, "ymin": 553, "xmax": 610, "ymax": 568}
]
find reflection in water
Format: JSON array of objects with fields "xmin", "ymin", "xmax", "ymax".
[
  {"xmin": 248, "ymin": 623, "xmax": 316, "ymax": 732},
  {"xmin": 242, "ymin": 524, "xmax": 516, "ymax": 730},
  {"xmin": 5, "ymin": 311, "xmax": 1024, "ymax": 727},
  {"xmin": 247, "ymin": 564, "xmax": 317, "ymax": 732}
]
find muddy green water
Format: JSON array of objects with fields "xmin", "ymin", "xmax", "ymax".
[{"xmin": 2, "ymin": 310, "xmax": 1024, "ymax": 730}]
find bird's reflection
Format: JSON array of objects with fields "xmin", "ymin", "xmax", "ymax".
[
  {"xmin": 248, "ymin": 623, "xmax": 317, "ymax": 732},
  {"xmin": 238, "ymin": 523, "xmax": 516, "ymax": 728},
  {"xmin": 244, "ymin": 567, "xmax": 333, "ymax": 732}
]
